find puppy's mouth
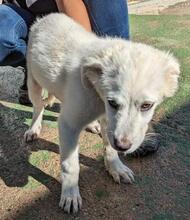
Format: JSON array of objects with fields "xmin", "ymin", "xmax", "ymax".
[
  {"xmin": 124, "ymin": 139, "xmax": 145, "ymax": 154},
  {"xmin": 107, "ymin": 135, "xmax": 123, "ymax": 152},
  {"xmin": 108, "ymin": 132, "xmax": 146, "ymax": 154},
  {"xmin": 113, "ymin": 145, "xmax": 136, "ymax": 154},
  {"xmin": 108, "ymin": 134, "xmax": 133, "ymax": 153},
  {"xmin": 113, "ymin": 146, "xmax": 127, "ymax": 152},
  {"xmin": 124, "ymin": 147, "xmax": 136, "ymax": 154}
]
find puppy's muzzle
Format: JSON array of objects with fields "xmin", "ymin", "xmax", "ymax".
[{"xmin": 114, "ymin": 137, "xmax": 132, "ymax": 151}]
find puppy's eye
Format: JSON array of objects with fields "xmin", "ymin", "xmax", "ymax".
[
  {"xmin": 140, "ymin": 102, "xmax": 154, "ymax": 112},
  {"xmin": 108, "ymin": 99, "xmax": 120, "ymax": 110}
]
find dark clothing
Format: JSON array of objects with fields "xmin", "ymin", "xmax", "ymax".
[{"xmin": 3, "ymin": 0, "xmax": 58, "ymax": 15}]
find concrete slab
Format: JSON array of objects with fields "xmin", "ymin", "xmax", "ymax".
[
  {"xmin": 0, "ymin": 66, "xmax": 24, "ymax": 102},
  {"xmin": 128, "ymin": 0, "xmax": 188, "ymax": 15}
]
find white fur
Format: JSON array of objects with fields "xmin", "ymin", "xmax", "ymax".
[{"xmin": 24, "ymin": 13, "xmax": 180, "ymax": 213}]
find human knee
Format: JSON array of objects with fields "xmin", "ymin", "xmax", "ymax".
[
  {"xmin": 0, "ymin": 5, "xmax": 27, "ymax": 52},
  {"xmin": 0, "ymin": 6, "xmax": 14, "ymax": 44}
]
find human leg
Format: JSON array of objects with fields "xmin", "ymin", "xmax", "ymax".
[
  {"xmin": 0, "ymin": 4, "xmax": 34, "ymax": 104},
  {"xmin": 0, "ymin": 4, "xmax": 33, "ymax": 63},
  {"xmin": 83, "ymin": 0, "xmax": 130, "ymax": 39}
]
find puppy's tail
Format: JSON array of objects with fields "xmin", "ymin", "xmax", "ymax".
[{"xmin": 43, "ymin": 93, "xmax": 56, "ymax": 107}]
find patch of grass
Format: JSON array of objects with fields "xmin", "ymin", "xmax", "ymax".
[
  {"xmin": 2, "ymin": 101, "xmax": 33, "ymax": 113},
  {"xmin": 42, "ymin": 120, "xmax": 57, "ymax": 128},
  {"xmin": 23, "ymin": 176, "xmax": 41, "ymax": 190},
  {"xmin": 92, "ymin": 143, "xmax": 103, "ymax": 150},
  {"xmin": 24, "ymin": 118, "xmax": 32, "ymax": 127},
  {"xmin": 95, "ymin": 189, "xmax": 109, "ymax": 199},
  {"xmin": 29, "ymin": 150, "xmax": 50, "ymax": 167},
  {"xmin": 24, "ymin": 117, "xmax": 57, "ymax": 128},
  {"xmin": 130, "ymin": 15, "xmax": 190, "ymax": 116}
]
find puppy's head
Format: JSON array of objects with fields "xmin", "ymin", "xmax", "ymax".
[{"xmin": 82, "ymin": 41, "xmax": 180, "ymax": 153}]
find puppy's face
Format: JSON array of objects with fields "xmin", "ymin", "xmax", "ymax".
[{"xmin": 83, "ymin": 41, "xmax": 180, "ymax": 153}]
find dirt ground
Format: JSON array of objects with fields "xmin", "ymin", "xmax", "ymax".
[
  {"xmin": 161, "ymin": 0, "xmax": 190, "ymax": 15},
  {"xmin": 1, "ymin": 99, "xmax": 189, "ymax": 220},
  {"xmin": 0, "ymin": 4, "xmax": 190, "ymax": 220}
]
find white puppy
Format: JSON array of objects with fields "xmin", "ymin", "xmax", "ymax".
[{"xmin": 25, "ymin": 13, "xmax": 180, "ymax": 213}]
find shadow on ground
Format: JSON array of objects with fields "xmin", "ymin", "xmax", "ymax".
[{"xmin": 0, "ymin": 102, "xmax": 101, "ymax": 186}]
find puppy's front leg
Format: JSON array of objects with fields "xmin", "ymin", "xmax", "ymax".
[
  {"xmin": 58, "ymin": 113, "xmax": 82, "ymax": 214},
  {"xmin": 100, "ymin": 117, "xmax": 134, "ymax": 184}
]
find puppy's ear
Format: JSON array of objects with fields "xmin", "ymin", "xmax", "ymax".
[
  {"xmin": 81, "ymin": 58, "xmax": 103, "ymax": 88},
  {"xmin": 162, "ymin": 56, "xmax": 180, "ymax": 97}
]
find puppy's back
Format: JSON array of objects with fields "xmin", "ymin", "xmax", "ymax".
[
  {"xmin": 28, "ymin": 13, "xmax": 95, "ymax": 57},
  {"xmin": 27, "ymin": 14, "xmax": 95, "ymax": 84}
]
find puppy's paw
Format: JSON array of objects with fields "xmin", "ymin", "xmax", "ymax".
[
  {"xmin": 24, "ymin": 126, "xmax": 41, "ymax": 142},
  {"xmin": 105, "ymin": 157, "xmax": 134, "ymax": 184},
  {"xmin": 85, "ymin": 120, "xmax": 101, "ymax": 134},
  {"xmin": 59, "ymin": 186, "xmax": 82, "ymax": 214}
]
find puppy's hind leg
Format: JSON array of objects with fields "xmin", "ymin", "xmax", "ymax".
[
  {"xmin": 24, "ymin": 75, "xmax": 44, "ymax": 142},
  {"xmin": 100, "ymin": 117, "xmax": 134, "ymax": 184}
]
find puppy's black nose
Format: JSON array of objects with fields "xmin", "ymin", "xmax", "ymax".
[{"xmin": 114, "ymin": 137, "xmax": 132, "ymax": 151}]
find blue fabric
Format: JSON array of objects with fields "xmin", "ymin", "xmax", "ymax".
[
  {"xmin": 83, "ymin": 0, "xmax": 130, "ymax": 39},
  {"xmin": 0, "ymin": 4, "xmax": 34, "ymax": 63},
  {"xmin": 0, "ymin": 1, "xmax": 130, "ymax": 64}
]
